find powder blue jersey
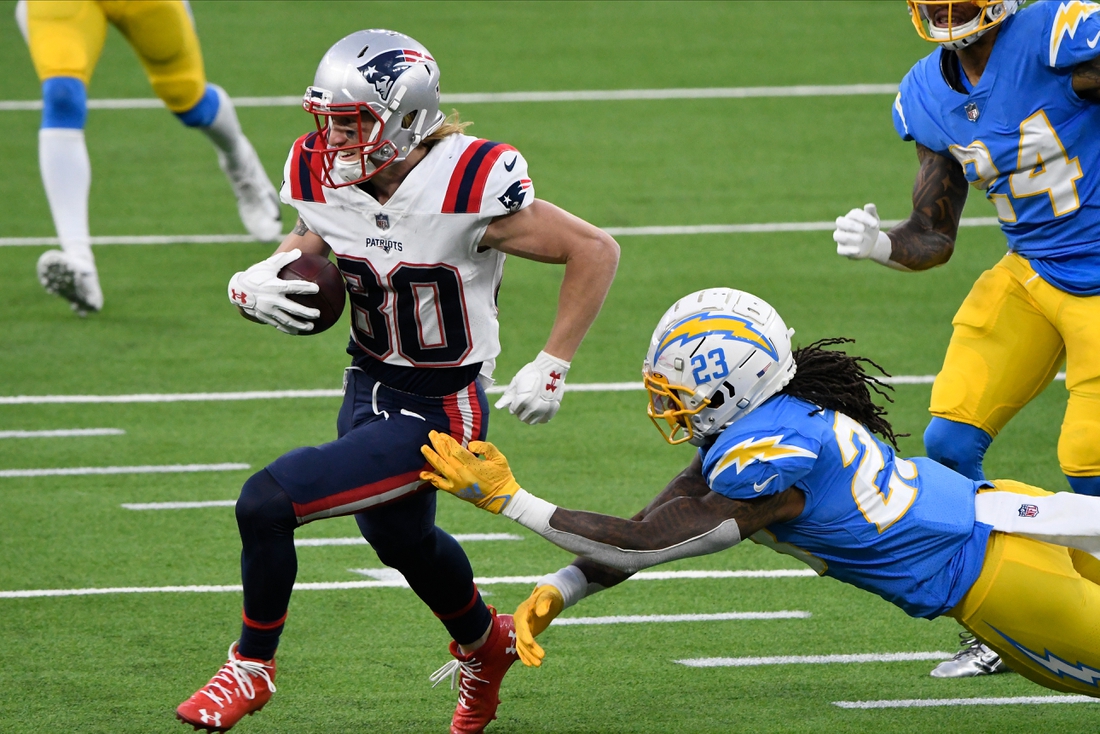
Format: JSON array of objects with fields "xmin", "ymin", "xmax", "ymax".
[
  {"xmin": 700, "ymin": 394, "xmax": 991, "ymax": 619},
  {"xmin": 892, "ymin": 0, "xmax": 1100, "ymax": 294}
]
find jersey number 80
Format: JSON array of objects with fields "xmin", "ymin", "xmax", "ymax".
[{"xmin": 338, "ymin": 257, "xmax": 473, "ymax": 367}]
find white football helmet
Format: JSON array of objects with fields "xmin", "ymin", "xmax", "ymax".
[
  {"xmin": 643, "ymin": 288, "xmax": 796, "ymax": 446},
  {"xmin": 302, "ymin": 29, "xmax": 446, "ymax": 187},
  {"xmin": 907, "ymin": 0, "xmax": 1020, "ymax": 50}
]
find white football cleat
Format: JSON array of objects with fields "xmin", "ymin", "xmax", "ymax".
[
  {"xmin": 36, "ymin": 249, "xmax": 103, "ymax": 315},
  {"xmin": 218, "ymin": 140, "xmax": 282, "ymax": 242},
  {"xmin": 929, "ymin": 633, "xmax": 1009, "ymax": 678}
]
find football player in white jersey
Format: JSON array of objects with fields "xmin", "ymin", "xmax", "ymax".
[{"xmin": 175, "ymin": 29, "xmax": 620, "ymax": 734}]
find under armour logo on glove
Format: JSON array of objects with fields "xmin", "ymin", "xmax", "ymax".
[
  {"xmin": 494, "ymin": 351, "xmax": 571, "ymax": 425},
  {"xmin": 227, "ymin": 248, "xmax": 321, "ymax": 335},
  {"xmin": 546, "ymin": 371, "xmax": 562, "ymax": 392}
]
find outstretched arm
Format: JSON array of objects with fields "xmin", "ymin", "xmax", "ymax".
[
  {"xmin": 574, "ymin": 453, "xmax": 712, "ymax": 589},
  {"xmin": 420, "ymin": 431, "xmax": 803, "ymax": 572},
  {"xmin": 420, "ymin": 434, "xmax": 804, "ymax": 666},
  {"xmin": 885, "ymin": 143, "xmax": 969, "ymax": 270}
]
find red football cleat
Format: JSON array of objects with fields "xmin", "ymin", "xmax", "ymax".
[
  {"xmin": 176, "ymin": 642, "xmax": 276, "ymax": 732},
  {"xmin": 430, "ymin": 609, "xmax": 519, "ymax": 734}
]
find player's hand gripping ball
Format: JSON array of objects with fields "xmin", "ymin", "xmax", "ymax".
[
  {"xmin": 420, "ymin": 431, "xmax": 521, "ymax": 514},
  {"xmin": 278, "ymin": 252, "xmax": 346, "ymax": 335}
]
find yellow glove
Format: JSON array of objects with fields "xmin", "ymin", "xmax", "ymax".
[
  {"xmin": 513, "ymin": 584, "xmax": 564, "ymax": 667},
  {"xmin": 420, "ymin": 431, "xmax": 521, "ymax": 514}
]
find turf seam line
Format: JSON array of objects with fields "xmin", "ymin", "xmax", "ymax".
[
  {"xmin": 0, "ymin": 373, "xmax": 1067, "ymax": 404},
  {"xmin": 0, "ymin": 217, "xmax": 1000, "ymax": 247},
  {"xmin": 0, "ymin": 569, "xmax": 815, "ymax": 598},
  {"xmin": 0, "ymin": 84, "xmax": 901, "ymax": 112},
  {"xmin": 833, "ymin": 695, "xmax": 1099, "ymax": 709}
]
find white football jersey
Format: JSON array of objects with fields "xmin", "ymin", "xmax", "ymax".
[{"xmin": 280, "ymin": 133, "xmax": 534, "ymax": 375}]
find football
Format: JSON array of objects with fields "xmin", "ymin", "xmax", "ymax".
[{"xmin": 278, "ymin": 252, "xmax": 347, "ymax": 335}]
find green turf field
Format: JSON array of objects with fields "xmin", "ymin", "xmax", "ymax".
[{"xmin": 0, "ymin": 2, "xmax": 1093, "ymax": 732}]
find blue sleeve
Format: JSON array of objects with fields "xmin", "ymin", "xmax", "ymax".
[
  {"xmin": 703, "ymin": 429, "xmax": 821, "ymax": 501},
  {"xmin": 1044, "ymin": 1, "xmax": 1100, "ymax": 68},
  {"xmin": 892, "ymin": 91, "xmax": 913, "ymax": 142}
]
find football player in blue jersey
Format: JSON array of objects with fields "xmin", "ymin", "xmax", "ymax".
[
  {"xmin": 833, "ymin": 0, "xmax": 1100, "ymax": 677},
  {"xmin": 422, "ymin": 288, "xmax": 1100, "ymax": 702}
]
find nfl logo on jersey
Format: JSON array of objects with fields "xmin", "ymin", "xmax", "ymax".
[
  {"xmin": 965, "ymin": 102, "xmax": 980, "ymax": 122},
  {"xmin": 1018, "ymin": 503, "xmax": 1039, "ymax": 518},
  {"xmin": 375, "ymin": 213, "xmax": 390, "ymax": 231}
]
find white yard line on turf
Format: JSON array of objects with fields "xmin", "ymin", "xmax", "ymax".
[
  {"xmin": 297, "ymin": 533, "xmax": 522, "ymax": 545},
  {"xmin": 553, "ymin": 611, "xmax": 810, "ymax": 626},
  {"xmin": 121, "ymin": 500, "xmax": 237, "ymax": 510},
  {"xmin": 0, "ymin": 568, "xmax": 815, "ymax": 599},
  {"xmin": 677, "ymin": 652, "xmax": 952, "ymax": 667},
  {"xmin": 0, "ymin": 373, "xmax": 1067, "ymax": 405},
  {"xmin": 0, "ymin": 463, "xmax": 249, "ymax": 478},
  {"xmin": 833, "ymin": 695, "xmax": 1098, "ymax": 709},
  {"xmin": 0, "ymin": 84, "xmax": 901, "ymax": 113},
  {"xmin": 0, "ymin": 217, "xmax": 999, "ymax": 247},
  {"xmin": 0, "ymin": 428, "xmax": 124, "ymax": 438}
]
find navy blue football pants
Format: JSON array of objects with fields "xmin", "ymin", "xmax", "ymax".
[{"xmin": 235, "ymin": 368, "xmax": 491, "ymax": 659}]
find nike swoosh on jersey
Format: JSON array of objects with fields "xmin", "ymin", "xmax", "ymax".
[
  {"xmin": 1089, "ymin": 29, "xmax": 1100, "ymax": 47},
  {"xmin": 753, "ymin": 474, "xmax": 779, "ymax": 493},
  {"xmin": 504, "ymin": 156, "xmax": 518, "ymax": 172}
]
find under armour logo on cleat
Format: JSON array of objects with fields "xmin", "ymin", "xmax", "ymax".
[
  {"xmin": 506, "ymin": 629, "xmax": 517, "ymax": 655},
  {"xmin": 199, "ymin": 709, "xmax": 223, "ymax": 727}
]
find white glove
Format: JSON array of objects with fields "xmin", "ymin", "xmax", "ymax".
[
  {"xmin": 833, "ymin": 203, "xmax": 894, "ymax": 265},
  {"xmin": 494, "ymin": 351, "xmax": 571, "ymax": 425},
  {"xmin": 228, "ymin": 249, "xmax": 320, "ymax": 334}
]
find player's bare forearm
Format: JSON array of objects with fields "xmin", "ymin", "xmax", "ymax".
[
  {"xmin": 483, "ymin": 200, "xmax": 620, "ymax": 361},
  {"xmin": 275, "ymin": 217, "xmax": 331, "ymax": 256},
  {"xmin": 1073, "ymin": 55, "xmax": 1100, "ymax": 102},
  {"xmin": 885, "ymin": 144, "xmax": 968, "ymax": 270},
  {"xmin": 542, "ymin": 231, "xmax": 619, "ymax": 360},
  {"xmin": 548, "ymin": 486, "xmax": 803, "ymax": 556},
  {"xmin": 570, "ymin": 455, "xmax": 710, "ymax": 589}
]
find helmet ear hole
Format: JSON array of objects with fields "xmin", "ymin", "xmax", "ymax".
[
  {"xmin": 402, "ymin": 111, "xmax": 417, "ymax": 130},
  {"xmin": 708, "ymin": 390, "xmax": 725, "ymax": 409}
]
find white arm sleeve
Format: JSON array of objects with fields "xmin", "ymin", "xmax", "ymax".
[
  {"xmin": 502, "ymin": 489, "xmax": 742, "ymax": 575},
  {"xmin": 975, "ymin": 490, "xmax": 1100, "ymax": 554}
]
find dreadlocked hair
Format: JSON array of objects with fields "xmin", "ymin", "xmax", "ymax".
[{"xmin": 780, "ymin": 338, "xmax": 904, "ymax": 449}]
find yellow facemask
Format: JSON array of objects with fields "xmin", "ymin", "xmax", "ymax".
[
  {"xmin": 644, "ymin": 372, "xmax": 710, "ymax": 445},
  {"xmin": 907, "ymin": 0, "xmax": 1013, "ymax": 46}
]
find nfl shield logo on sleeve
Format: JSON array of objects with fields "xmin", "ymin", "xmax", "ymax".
[{"xmin": 375, "ymin": 213, "xmax": 390, "ymax": 231}]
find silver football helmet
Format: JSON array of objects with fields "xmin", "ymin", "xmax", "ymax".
[
  {"xmin": 302, "ymin": 29, "xmax": 446, "ymax": 187},
  {"xmin": 643, "ymin": 288, "xmax": 796, "ymax": 446}
]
